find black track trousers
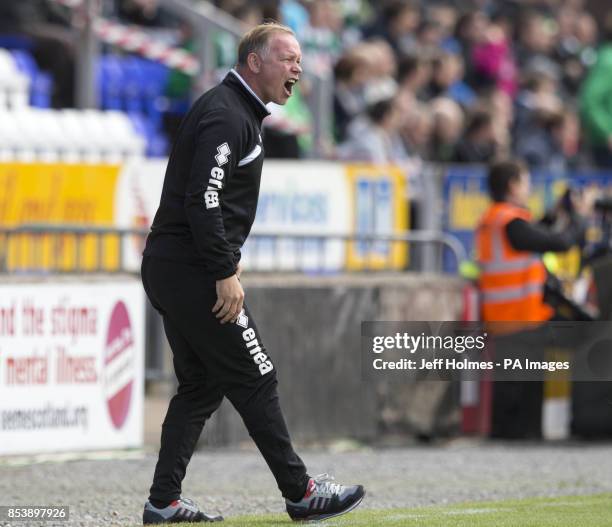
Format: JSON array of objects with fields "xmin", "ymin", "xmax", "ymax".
[{"xmin": 142, "ymin": 256, "xmax": 309, "ymax": 503}]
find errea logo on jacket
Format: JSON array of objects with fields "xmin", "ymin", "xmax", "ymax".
[
  {"xmin": 204, "ymin": 142, "xmax": 230, "ymax": 209},
  {"xmin": 215, "ymin": 142, "xmax": 231, "ymax": 166}
]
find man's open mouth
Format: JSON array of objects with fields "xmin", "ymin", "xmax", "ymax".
[{"xmin": 284, "ymin": 78, "xmax": 298, "ymax": 96}]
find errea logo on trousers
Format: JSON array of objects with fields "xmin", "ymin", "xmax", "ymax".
[
  {"xmin": 242, "ymin": 327, "xmax": 274, "ymax": 376},
  {"xmin": 235, "ymin": 308, "xmax": 249, "ymax": 328}
]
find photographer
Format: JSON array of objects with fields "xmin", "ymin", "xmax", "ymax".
[
  {"xmin": 476, "ymin": 159, "xmax": 594, "ymax": 324},
  {"xmin": 476, "ymin": 159, "xmax": 595, "ymax": 439}
]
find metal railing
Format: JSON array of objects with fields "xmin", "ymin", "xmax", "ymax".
[
  {"xmin": 0, "ymin": 224, "xmax": 465, "ymax": 274},
  {"xmin": 0, "ymin": 224, "xmax": 465, "ymax": 382},
  {"xmin": 243, "ymin": 229, "xmax": 466, "ymax": 273},
  {"xmin": 0, "ymin": 224, "xmax": 148, "ymax": 274}
]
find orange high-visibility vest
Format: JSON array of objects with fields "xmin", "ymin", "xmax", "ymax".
[{"xmin": 476, "ymin": 202, "xmax": 553, "ymax": 322}]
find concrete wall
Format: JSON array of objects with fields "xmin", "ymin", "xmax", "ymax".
[{"xmin": 187, "ymin": 273, "xmax": 465, "ymax": 446}]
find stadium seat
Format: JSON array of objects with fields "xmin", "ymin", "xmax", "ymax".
[
  {"xmin": 98, "ymin": 54, "xmax": 171, "ymax": 157},
  {"xmin": 1, "ymin": 48, "xmax": 162, "ymax": 159},
  {"xmin": 0, "ymin": 106, "xmax": 145, "ymax": 163},
  {"xmin": 0, "ymin": 48, "xmax": 30, "ymax": 110},
  {"xmin": 30, "ymin": 72, "xmax": 52, "ymax": 108}
]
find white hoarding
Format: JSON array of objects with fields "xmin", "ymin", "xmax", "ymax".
[
  {"xmin": 0, "ymin": 279, "xmax": 145, "ymax": 455},
  {"xmin": 115, "ymin": 159, "xmax": 352, "ymax": 272},
  {"xmin": 114, "ymin": 158, "xmax": 166, "ymax": 272},
  {"xmin": 244, "ymin": 161, "xmax": 351, "ymax": 271}
]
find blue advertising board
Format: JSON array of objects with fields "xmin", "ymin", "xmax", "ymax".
[{"xmin": 442, "ymin": 166, "xmax": 612, "ymax": 272}]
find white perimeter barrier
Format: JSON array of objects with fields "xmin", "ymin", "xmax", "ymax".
[{"xmin": 115, "ymin": 159, "xmax": 355, "ymax": 272}]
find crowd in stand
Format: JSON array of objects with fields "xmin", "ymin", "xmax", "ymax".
[
  {"xmin": 271, "ymin": 0, "xmax": 612, "ymax": 170},
  {"xmin": 2, "ymin": 0, "xmax": 612, "ymax": 169},
  {"xmin": 211, "ymin": 0, "xmax": 612, "ymax": 170}
]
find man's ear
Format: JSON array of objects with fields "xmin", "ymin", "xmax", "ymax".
[{"xmin": 247, "ymin": 52, "xmax": 261, "ymax": 73}]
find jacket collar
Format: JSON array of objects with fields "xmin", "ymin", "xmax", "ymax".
[{"xmin": 224, "ymin": 69, "xmax": 271, "ymax": 122}]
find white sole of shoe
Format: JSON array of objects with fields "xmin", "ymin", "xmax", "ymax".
[{"xmin": 293, "ymin": 490, "xmax": 366, "ymax": 522}]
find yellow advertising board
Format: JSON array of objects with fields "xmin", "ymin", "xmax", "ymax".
[
  {"xmin": 448, "ymin": 180, "xmax": 489, "ymax": 231},
  {"xmin": 0, "ymin": 163, "xmax": 121, "ymax": 272},
  {"xmin": 448, "ymin": 181, "xmax": 547, "ymax": 231},
  {"xmin": 344, "ymin": 164, "xmax": 408, "ymax": 271}
]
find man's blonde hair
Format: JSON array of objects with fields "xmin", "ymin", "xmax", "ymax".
[{"xmin": 237, "ymin": 22, "xmax": 295, "ymax": 66}]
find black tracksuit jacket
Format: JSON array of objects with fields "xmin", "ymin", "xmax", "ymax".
[{"xmin": 144, "ymin": 70, "xmax": 270, "ymax": 280}]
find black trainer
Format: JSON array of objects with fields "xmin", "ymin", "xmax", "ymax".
[
  {"xmin": 285, "ymin": 473, "xmax": 365, "ymax": 522},
  {"xmin": 143, "ymin": 497, "xmax": 223, "ymax": 524}
]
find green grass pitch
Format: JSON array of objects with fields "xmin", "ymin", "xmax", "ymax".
[{"xmin": 138, "ymin": 493, "xmax": 612, "ymax": 526}]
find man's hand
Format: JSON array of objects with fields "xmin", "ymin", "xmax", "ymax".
[{"xmin": 213, "ymin": 274, "xmax": 244, "ymax": 324}]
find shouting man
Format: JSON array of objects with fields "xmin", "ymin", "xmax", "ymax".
[{"xmin": 141, "ymin": 23, "xmax": 365, "ymax": 524}]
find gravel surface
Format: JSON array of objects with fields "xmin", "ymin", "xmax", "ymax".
[{"xmin": 1, "ymin": 441, "xmax": 611, "ymax": 526}]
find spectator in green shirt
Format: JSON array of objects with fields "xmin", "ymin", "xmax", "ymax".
[{"xmin": 580, "ymin": 13, "xmax": 612, "ymax": 167}]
